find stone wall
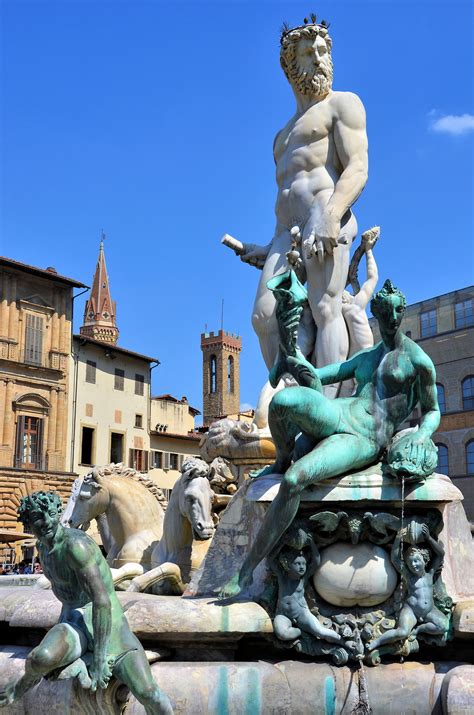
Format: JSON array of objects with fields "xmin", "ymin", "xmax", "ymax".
[{"xmin": 0, "ymin": 468, "xmax": 75, "ymax": 561}]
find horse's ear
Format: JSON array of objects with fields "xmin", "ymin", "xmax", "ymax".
[
  {"xmin": 181, "ymin": 469, "xmax": 195, "ymax": 484},
  {"xmin": 85, "ymin": 470, "xmax": 103, "ymax": 490}
]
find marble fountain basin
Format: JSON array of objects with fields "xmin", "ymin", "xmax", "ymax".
[{"xmin": 313, "ymin": 543, "xmax": 398, "ymax": 607}]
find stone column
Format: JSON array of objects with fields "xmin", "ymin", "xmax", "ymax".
[
  {"xmin": 0, "ymin": 379, "xmax": 6, "ymax": 445},
  {"xmin": 51, "ymin": 289, "xmax": 60, "ymax": 352},
  {"xmin": 59, "ymin": 291, "xmax": 67, "ymax": 354},
  {"xmin": 48, "ymin": 387, "xmax": 58, "ymax": 455},
  {"xmin": 55, "ymin": 389, "xmax": 65, "ymax": 467},
  {"xmin": 7, "ymin": 274, "xmax": 17, "ymax": 340},
  {"xmin": 0, "ymin": 273, "xmax": 10, "ymax": 339},
  {"xmin": 3, "ymin": 379, "xmax": 14, "ymax": 447}
]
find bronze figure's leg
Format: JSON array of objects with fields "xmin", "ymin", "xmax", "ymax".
[
  {"xmin": 113, "ymin": 649, "xmax": 173, "ymax": 715},
  {"xmin": 0, "ymin": 623, "xmax": 86, "ymax": 706},
  {"xmin": 273, "ymin": 614, "xmax": 302, "ymax": 641}
]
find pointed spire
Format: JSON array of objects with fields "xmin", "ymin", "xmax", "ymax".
[{"xmin": 80, "ymin": 233, "xmax": 119, "ymax": 345}]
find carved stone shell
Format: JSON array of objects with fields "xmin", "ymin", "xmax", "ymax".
[{"xmin": 313, "ymin": 543, "xmax": 398, "ymax": 607}]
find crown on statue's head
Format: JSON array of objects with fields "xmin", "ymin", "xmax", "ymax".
[{"xmin": 280, "ymin": 14, "xmax": 331, "ymax": 45}]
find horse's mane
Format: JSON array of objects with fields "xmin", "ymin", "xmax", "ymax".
[{"xmin": 92, "ymin": 463, "xmax": 168, "ymax": 510}]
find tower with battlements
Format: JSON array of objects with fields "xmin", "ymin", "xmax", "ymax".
[
  {"xmin": 201, "ymin": 330, "xmax": 242, "ymax": 426},
  {"xmin": 80, "ymin": 237, "xmax": 119, "ymax": 345}
]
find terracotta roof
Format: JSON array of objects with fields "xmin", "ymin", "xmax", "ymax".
[
  {"xmin": 0, "ymin": 256, "xmax": 87, "ymax": 288},
  {"xmin": 74, "ymin": 334, "xmax": 159, "ymax": 363}
]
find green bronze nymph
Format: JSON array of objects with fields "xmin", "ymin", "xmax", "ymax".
[{"xmin": 220, "ymin": 279, "xmax": 440, "ymax": 599}]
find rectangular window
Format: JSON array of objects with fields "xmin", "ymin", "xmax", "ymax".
[
  {"xmin": 420, "ymin": 309, "xmax": 437, "ymax": 338},
  {"xmin": 151, "ymin": 451, "xmax": 162, "ymax": 468},
  {"xmin": 135, "ymin": 374, "xmax": 145, "ymax": 396},
  {"xmin": 24, "ymin": 314, "xmax": 44, "ymax": 366},
  {"xmin": 170, "ymin": 453, "xmax": 179, "ymax": 470},
  {"xmin": 129, "ymin": 449, "xmax": 148, "ymax": 472},
  {"xmin": 135, "ymin": 414, "xmax": 143, "ymax": 428},
  {"xmin": 455, "ymin": 299, "xmax": 474, "ymax": 329},
  {"xmin": 80, "ymin": 426, "xmax": 94, "ymax": 465},
  {"xmin": 15, "ymin": 416, "xmax": 44, "ymax": 469},
  {"xmin": 114, "ymin": 368, "xmax": 125, "ymax": 391},
  {"xmin": 86, "ymin": 360, "xmax": 96, "ymax": 384},
  {"xmin": 110, "ymin": 432, "xmax": 124, "ymax": 463}
]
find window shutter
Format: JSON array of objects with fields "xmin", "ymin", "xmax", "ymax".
[
  {"xmin": 178, "ymin": 454, "xmax": 184, "ymax": 470},
  {"xmin": 143, "ymin": 451, "xmax": 148, "ymax": 472},
  {"xmin": 163, "ymin": 452, "xmax": 170, "ymax": 470},
  {"xmin": 25, "ymin": 314, "xmax": 44, "ymax": 365},
  {"xmin": 36, "ymin": 419, "xmax": 44, "ymax": 469},
  {"xmin": 86, "ymin": 361, "xmax": 96, "ymax": 384},
  {"xmin": 15, "ymin": 417, "xmax": 25, "ymax": 467},
  {"xmin": 129, "ymin": 448, "xmax": 134, "ymax": 468}
]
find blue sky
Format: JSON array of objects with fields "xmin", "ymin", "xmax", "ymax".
[{"xmin": 1, "ymin": 0, "xmax": 473, "ymax": 420}]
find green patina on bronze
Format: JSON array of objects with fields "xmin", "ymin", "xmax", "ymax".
[
  {"xmin": 220, "ymin": 276, "xmax": 441, "ymax": 600},
  {"xmin": 0, "ymin": 491, "xmax": 173, "ymax": 714}
]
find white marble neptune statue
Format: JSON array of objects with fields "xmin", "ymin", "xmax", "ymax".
[{"xmin": 211, "ymin": 17, "xmax": 373, "ymax": 457}]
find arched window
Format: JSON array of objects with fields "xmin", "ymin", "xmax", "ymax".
[
  {"xmin": 436, "ymin": 444, "xmax": 449, "ymax": 475},
  {"xmin": 209, "ymin": 355, "xmax": 217, "ymax": 394},
  {"xmin": 436, "ymin": 383, "xmax": 446, "ymax": 414},
  {"xmin": 227, "ymin": 355, "xmax": 234, "ymax": 394},
  {"xmin": 466, "ymin": 441, "xmax": 474, "ymax": 475},
  {"xmin": 462, "ymin": 376, "xmax": 474, "ymax": 410}
]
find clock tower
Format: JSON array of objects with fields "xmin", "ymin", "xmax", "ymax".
[{"xmin": 80, "ymin": 236, "xmax": 119, "ymax": 345}]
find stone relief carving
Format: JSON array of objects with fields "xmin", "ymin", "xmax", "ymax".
[{"xmin": 265, "ymin": 511, "xmax": 452, "ymax": 665}]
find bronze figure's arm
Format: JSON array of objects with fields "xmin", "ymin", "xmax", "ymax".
[{"xmin": 69, "ymin": 540, "xmax": 113, "ymax": 690}]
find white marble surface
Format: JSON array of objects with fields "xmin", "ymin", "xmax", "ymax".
[{"xmin": 313, "ymin": 543, "xmax": 397, "ymax": 607}]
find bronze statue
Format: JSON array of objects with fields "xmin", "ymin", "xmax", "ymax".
[
  {"xmin": 220, "ymin": 279, "xmax": 440, "ymax": 599},
  {"xmin": 0, "ymin": 491, "xmax": 173, "ymax": 714}
]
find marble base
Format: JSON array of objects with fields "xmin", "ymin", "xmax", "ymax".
[
  {"xmin": 0, "ymin": 648, "xmax": 472, "ymax": 714},
  {"xmin": 186, "ymin": 466, "xmax": 474, "ymax": 604}
]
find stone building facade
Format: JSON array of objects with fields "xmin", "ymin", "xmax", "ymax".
[
  {"xmin": 0, "ymin": 256, "xmax": 86, "ymax": 560},
  {"xmin": 201, "ymin": 330, "xmax": 242, "ymax": 426},
  {"xmin": 370, "ymin": 285, "xmax": 474, "ymax": 521},
  {"xmin": 149, "ymin": 394, "xmax": 201, "ymax": 496},
  {"xmin": 69, "ymin": 336, "xmax": 158, "ymax": 477}
]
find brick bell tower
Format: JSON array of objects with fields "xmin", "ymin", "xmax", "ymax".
[{"xmin": 201, "ymin": 330, "xmax": 242, "ymax": 427}]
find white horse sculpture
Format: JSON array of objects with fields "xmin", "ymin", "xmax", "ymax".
[
  {"xmin": 127, "ymin": 457, "xmax": 216, "ymax": 594},
  {"xmin": 67, "ymin": 463, "xmax": 167, "ymax": 569},
  {"xmin": 66, "ymin": 460, "xmax": 215, "ymax": 594}
]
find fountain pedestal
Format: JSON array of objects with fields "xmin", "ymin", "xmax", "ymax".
[{"xmin": 187, "ymin": 466, "xmax": 474, "ymax": 607}]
